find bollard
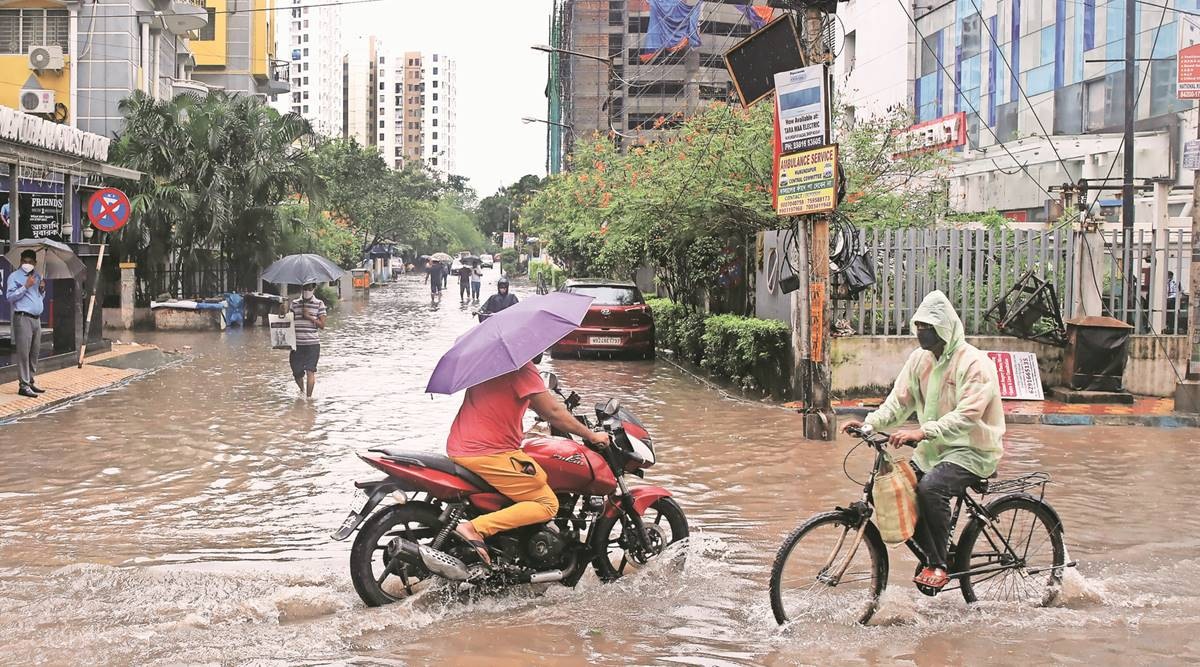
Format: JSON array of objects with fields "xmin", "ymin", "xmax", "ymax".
[{"xmin": 119, "ymin": 262, "xmax": 136, "ymax": 330}]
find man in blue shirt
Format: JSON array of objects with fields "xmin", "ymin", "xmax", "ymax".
[{"xmin": 5, "ymin": 249, "xmax": 46, "ymax": 397}]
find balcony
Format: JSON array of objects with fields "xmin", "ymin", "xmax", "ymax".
[
  {"xmin": 160, "ymin": 0, "xmax": 209, "ymax": 36},
  {"xmin": 172, "ymin": 77, "xmax": 212, "ymax": 99},
  {"xmin": 258, "ymin": 59, "xmax": 291, "ymax": 96}
]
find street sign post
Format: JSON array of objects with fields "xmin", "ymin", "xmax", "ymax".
[
  {"xmin": 79, "ymin": 187, "xmax": 131, "ymax": 367},
  {"xmin": 1185, "ymin": 140, "xmax": 1200, "ymax": 170}
]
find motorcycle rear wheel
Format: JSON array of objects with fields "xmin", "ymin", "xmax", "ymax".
[
  {"xmin": 350, "ymin": 502, "xmax": 444, "ymax": 607},
  {"xmin": 591, "ymin": 497, "xmax": 688, "ymax": 582}
]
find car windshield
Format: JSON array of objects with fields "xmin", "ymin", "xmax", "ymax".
[{"xmin": 564, "ymin": 285, "xmax": 644, "ymax": 306}]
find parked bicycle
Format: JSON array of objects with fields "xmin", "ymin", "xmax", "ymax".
[{"xmin": 769, "ymin": 425, "xmax": 1074, "ymax": 625}]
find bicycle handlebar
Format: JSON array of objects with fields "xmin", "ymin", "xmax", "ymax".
[{"xmin": 845, "ymin": 425, "xmax": 917, "ymax": 449}]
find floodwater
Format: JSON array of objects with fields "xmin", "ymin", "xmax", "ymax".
[{"xmin": 1, "ymin": 272, "xmax": 1199, "ymax": 666}]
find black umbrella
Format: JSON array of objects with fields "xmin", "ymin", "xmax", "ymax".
[{"xmin": 261, "ymin": 253, "xmax": 346, "ymax": 285}]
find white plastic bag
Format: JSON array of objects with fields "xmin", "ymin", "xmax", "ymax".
[{"xmin": 268, "ymin": 312, "xmax": 296, "ymax": 350}]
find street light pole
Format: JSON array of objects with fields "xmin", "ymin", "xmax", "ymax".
[{"xmin": 532, "ymin": 44, "xmax": 617, "ymax": 140}]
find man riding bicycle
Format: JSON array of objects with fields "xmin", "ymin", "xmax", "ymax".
[{"xmin": 843, "ymin": 290, "xmax": 1005, "ymax": 592}]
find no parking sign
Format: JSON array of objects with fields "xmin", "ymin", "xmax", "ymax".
[{"xmin": 87, "ymin": 187, "xmax": 131, "ymax": 232}]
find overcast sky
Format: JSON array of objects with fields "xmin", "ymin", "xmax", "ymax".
[{"xmin": 344, "ymin": 0, "xmax": 554, "ymax": 196}]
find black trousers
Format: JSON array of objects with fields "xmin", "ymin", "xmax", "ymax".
[{"xmin": 911, "ymin": 461, "xmax": 981, "ymax": 570}]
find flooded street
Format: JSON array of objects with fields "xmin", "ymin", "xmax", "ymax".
[{"xmin": 1, "ymin": 274, "xmax": 1199, "ymax": 665}]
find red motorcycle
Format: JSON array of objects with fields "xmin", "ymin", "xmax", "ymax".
[{"xmin": 333, "ymin": 373, "xmax": 688, "ymax": 607}]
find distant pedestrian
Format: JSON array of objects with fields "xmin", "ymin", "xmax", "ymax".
[
  {"xmin": 425, "ymin": 260, "xmax": 446, "ymax": 304},
  {"xmin": 1167, "ymin": 271, "xmax": 1180, "ymax": 301},
  {"xmin": 442, "ymin": 261, "xmax": 449, "ymax": 289},
  {"xmin": 470, "ymin": 264, "xmax": 483, "ymax": 301},
  {"xmin": 290, "ymin": 283, "xmax": 327, "ymax": 397},
  {"xmin": 458, "ymin": 266, "xmax": 471, "ymax": 303},
  {"xmin": 5, "ymin": 249, "xmax": 46, "ymax": 398}
]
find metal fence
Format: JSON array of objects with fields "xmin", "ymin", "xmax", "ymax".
[
  {"xmin": 136, "ymin": 264, "xmax": 231, "ymax": 306},
  {"xmin": 837, "ymin": 227, "xmax": 1192, "ymax": 336}
]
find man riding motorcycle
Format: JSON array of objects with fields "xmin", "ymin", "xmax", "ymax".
[
  {"xmin": 478, "ymin": 278, "xmax": 518, "ymax": 321},
  {"xmin": 842, "ymin": 290, "xmax": 1005, "ymax": 592},
  {"xmin": 448, "ymin": 355, "xmax": 610, "ymax": 564}
]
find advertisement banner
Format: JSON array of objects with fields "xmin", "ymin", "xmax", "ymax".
[
  {"xmin": 1179, "ymin": 44, "xmax": 1200, "ymax": 99},
  {"xmin": 773, "ymin": 65, "xmax": 828, "ymax": 153},
  {"xmin": 502, "ymin": 232, "xmax": 516, "ymax": 249},
  {"xmin": 775, "ymin": 145, "xmax": 838, "ymax": 216},
  {"xmin": 986, "ymin": 351, "xmax": 1044, "ymax": 400}
]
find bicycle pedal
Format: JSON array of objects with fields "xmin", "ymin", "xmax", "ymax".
[{"xmin": 915, "ymin": 583, "xmax": 940, "ymax": 597}]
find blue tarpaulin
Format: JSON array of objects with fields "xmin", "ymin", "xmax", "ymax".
[
  {"xmin": 223, "ymin": 293, "xmax": 245, "ymax": 327},
  {"xmin": 642, "ymin": 0, "xmax": 702, "ymax": 58}
]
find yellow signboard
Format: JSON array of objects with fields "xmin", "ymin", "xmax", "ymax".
[{"xmin": 776, "ymin": 145, "xmax": 837, "ymax": 216}]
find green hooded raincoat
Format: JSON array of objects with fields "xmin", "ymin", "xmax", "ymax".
[{"xmin": 864, "ymin": 290, "xmax": 1005, "ymax": 478}]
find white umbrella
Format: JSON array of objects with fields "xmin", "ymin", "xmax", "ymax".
[{"xmin": 4, "ymin": 238, "xmax": 86, "ymax": 280}]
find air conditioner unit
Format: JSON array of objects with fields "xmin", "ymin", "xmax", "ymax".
[
  {"xmin": 28, "ymin": 45, "xmax": 65, "ymax": 71},
  {"xmin": 20, "ymin": 89, "xmax": 55, "ymax": 114}
]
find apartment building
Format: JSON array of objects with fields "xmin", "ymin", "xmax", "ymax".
[
  {"xmin": 274, "ymin": 0, "xmax": 343, "ymax": 137},
  {"xmin": 375, "ymin": 50, "xmax": 457, "ymax": 175},
  {"xmin": 191, "ymin": 0, "xmax": 290, "ymax": 99},
  {"xmin": 548, "ymin": 0, "xmax": 762, "ymax": 167},
  {"xmin": 342, "ymin": 35, "xmax": 381, "ymax": 146}
]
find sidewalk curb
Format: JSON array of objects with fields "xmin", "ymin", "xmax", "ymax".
[
  {"xmin": 0, "ymin": 369, "xmax": 146, "ymax": 425},
  {"xmin": 833, "ymin": 406, "xmax": 1200, "ymax": 428}
]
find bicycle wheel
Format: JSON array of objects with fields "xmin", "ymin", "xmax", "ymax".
[
  {"xmin": 769, "ymin": 511, "xmax": 888, "ymax": 625},
  {"xmin": 955, "ymin": 495, "xmax": 1065, "ymax": 606}
]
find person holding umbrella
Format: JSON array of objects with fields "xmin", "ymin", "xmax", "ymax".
[
  {"xmin": 289, "ymin": 283, "xmax": 327, "ymax": 397},
  {"xmin": 5, "ymin": 249, "xmax": 46, "ymax": 397},
  {"xmin": 427, "ymin": 293, "xmax": 610, "ymax": 565}
]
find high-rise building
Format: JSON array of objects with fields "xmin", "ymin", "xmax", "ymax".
[
  {"xmin": 375, "ymin": 50, "xmax": 457, "ymax": 175},
  {"xmin": 273, "ymin": 0, "xmax": 343, "ymax": 137},
  {"xmin": 192, "ymin": 0, "xmax": 291, "ymax": 100},
  {"xmin": 343, "ymin": 35, "xmax": 382, "ymax": 146},
  {"xmin": 548, "ymin": 0, "xmax": 763, "ymax": 168}
]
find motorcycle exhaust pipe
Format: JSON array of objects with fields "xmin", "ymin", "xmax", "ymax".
[
  {"xmin": 524, "ymin": 570, "xmax": 564, "ymax": 584},
  {"xmin": 393, "ymin": 538, "xmax": 471, "ymax": 581}
]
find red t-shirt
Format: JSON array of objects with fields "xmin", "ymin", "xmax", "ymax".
[{"xmin": 446, "ymin": 363, "xmax": 547, "ymax": 457}]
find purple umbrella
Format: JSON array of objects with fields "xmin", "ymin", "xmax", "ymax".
[{"xmin": 426, "ymin": 292, "xmax": 594, "ymax": 394}]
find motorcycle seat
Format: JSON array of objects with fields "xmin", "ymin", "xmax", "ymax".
[{"xmin": 368, "ymin": 448, "xmax": 497, "ymax": 493}]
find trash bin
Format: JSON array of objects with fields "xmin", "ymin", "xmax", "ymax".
[
  {"xmin": 351, "ymin": 269, "xmax": 371, "ymax": 290},
  {"xmin": 1061, "ymin": 316, "xmax": 1134, "ymax": 392}
]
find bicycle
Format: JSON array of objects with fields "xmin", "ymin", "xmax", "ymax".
[{"xmin": 769, "ymin": 426, "xmax": 1074, "ymax": 625}]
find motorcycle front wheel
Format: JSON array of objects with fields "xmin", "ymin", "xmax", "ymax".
[
  {"xmin": 350, "ymin": 502, "xmax": 444, "ymax": 607},
  {"xmin": 591, "ymin": 497, "xmax": 689, "ymax": 582}
]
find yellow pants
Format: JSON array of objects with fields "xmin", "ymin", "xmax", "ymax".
[{"xmin": 451, "ymin": 450, "xmax": 560, "ymax": 538}]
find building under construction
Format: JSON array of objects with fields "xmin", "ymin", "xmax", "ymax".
[{"xmin": 546, "ymin": 1, "xmax": 770, "ymax": 173}]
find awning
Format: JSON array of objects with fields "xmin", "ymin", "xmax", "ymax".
[{"xmin": 0, "ymin": 142, "xmax": 142, "ymax": 182}]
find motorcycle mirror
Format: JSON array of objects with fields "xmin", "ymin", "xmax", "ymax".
[
  {"xmin": 541, "ymin": 372, "xmax": 559, "ymax": 391},
  {"xmin": 600, "ymin": 398, "xmax": 621, "ymax": 416}
]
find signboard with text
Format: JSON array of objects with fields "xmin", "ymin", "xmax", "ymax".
[
  {"xmin": 502, "ymin": 232, "xmax": 516, "ymax": 249},
  {"xmin": 1, "ymin": 191, "xmax": 64, "ymax": 241},
  {"xmin": 892, "ymin": 112, "xmax": 967, "ymax": 158},
  {"xmin": 775, "ymin": 145, "xmax": 838, "ymax": 216},
  {"xmin": 1179, "ymin": 44, "xmax": 1200, "ymax": 99},
  {"xmin": 773, "ymin": 65, "xmax": 829, "ymax": 153},
  {"xmin": 987, "ymin": 351, "xmax": 1045, "ymax": 400}
]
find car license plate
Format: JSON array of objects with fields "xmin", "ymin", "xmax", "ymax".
[{"xmin": 589, "ymin": 336, "xmax": 622, "ymax": 346}]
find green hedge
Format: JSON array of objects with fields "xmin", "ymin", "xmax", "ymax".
[
  {"xmin": 528, "ymin": 261, "xmax": 567, "ymax": 290},
  {"xmin": 647, "ymin": 298, "xmax": 791, "ymax": 396}
]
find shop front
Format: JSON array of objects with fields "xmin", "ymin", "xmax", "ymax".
[{"xmin": 0, "ymin": 106, "xmax": 139, "ymax": 382}]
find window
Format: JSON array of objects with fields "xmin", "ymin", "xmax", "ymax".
[
  {"xmin": 432, "ymin": 119, "xmax": 438, "ymax": 126},
  {"xmin": 379, "ymin": 120, "xmax": 385, "ymax": 128},
  {"xmin": 0, "ymin": 8, "xmax": 70, "ymax": 54},
  {"xmin": 960, "ymin": 15, "xmax": 981, "ymax": 59},
  {"xmin": 433, "ymin": 131, "xmax": 438, "ymax": 140},
  {"xmin": 196, "ymin": 9, "xmax": 217, "ymax": 41},
  {"xmin": 433, "ymin": 53, "xmax": 438, "ymax": 62},
  {"xmin": 432, "ymin": 106, "xmax": 438, "ymax": 113},
  {"xmin": 380, "ymin": 133, "xmax": 386, "ymax": 141},
  {"xmin": 1085, "ymin": 73, "xmax": 1123, "ymax": 131},
  {"xmin": 395, "ymin": 96, "xmax": 402, "ymax": 106},
  {"xmin": 1150, "ymin": 57, "xmax": 1190, "ymax": 117},
  {"xmin": 303, "ymin": 76, "xmax": 309, "ymax": 84},
  {"xmin": 396, "ymin": 148, "xmax": 402, "ymax": 157},
  {"xmin": 304, "ymin": 20, "xmax": 309, "ymax": 28},
  {"xmin": 433, "ymin": 67, "xmax": 438, "ymax": 75},
  {"xmin": 433, "ymin": 93, "xmax": 438, "ymax": 101},
  {"xmin": 302, "ymin": 91, "xmax": 309, "ymax": 99},
  {"xmin": 843, "ymin": 30, "xmax": 856, "ymax": 74},
  {"xmin": 920, "ymin": 31, "xmax": 940, "ymax": 77},
  {"xmin": 395, "ymin": 83, "xmax": 402, "ymax": 93},
  {"xmin": 996, "ymin": 101, "xmax": 1018, "ymax": 141},
  {"xmin": 1053, "ymin": 83, "xmax": 1083, "ymax": 134},
  {"xmin": 303, "ymin": 48, "xmax": 309, "ymax": 56},
  {"xmin": 379, "ymin": 81, "xmax": 385, "ymax": 90},
  {"xmin": 292, "ymin": 92, "xmax": 301, "ymax": 103},
  {"xmin": 431, "ymin": 157, "xmax": 438, "ymax": 166},
  {"xmin": 608, "ymin": 32, "xmax": 623, "ymax": 58},
  {"xmin": 303, "ymin": 105, "xmax": 309, "ymax": 113},
  {"xmin": 433, "ymin": 80, "xmax": 438, "ymax": 88}
]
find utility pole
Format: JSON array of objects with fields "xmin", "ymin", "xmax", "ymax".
[
  {"xmin": 1177, "ymin": 110, "xmax": 1200, "ymax": 411},
  {"xmin": 797, "ymin": 6, "xmax": 835, "ymax": 441},
  {"xmin": 1122, "ymin": 0, "xmax": 1136, "ymax": 305}
]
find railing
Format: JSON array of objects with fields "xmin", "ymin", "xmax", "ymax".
[
  {"xmin": 136, "ymin": 264, "xmax": 230, "ymax": 307},
  {"xmin": 837, "ymin": 227, "xmax": 1191, "ymax": 337}
]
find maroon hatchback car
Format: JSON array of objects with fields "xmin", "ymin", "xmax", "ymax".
[{"xmin": 550, "ymin": 279, "xmax": 656, "ymax": 359}]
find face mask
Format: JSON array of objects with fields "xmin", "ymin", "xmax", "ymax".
[
  {"xmin": 916, "ymin": 327, "xmax": 943, "ymax": 351},
  {"xmin": 21, "ymin": 263, "xmax": 34, "ymax": 273},
  {"xmin": 302, "ymin": 290, "xmax": 314, "ymax": 300}
]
